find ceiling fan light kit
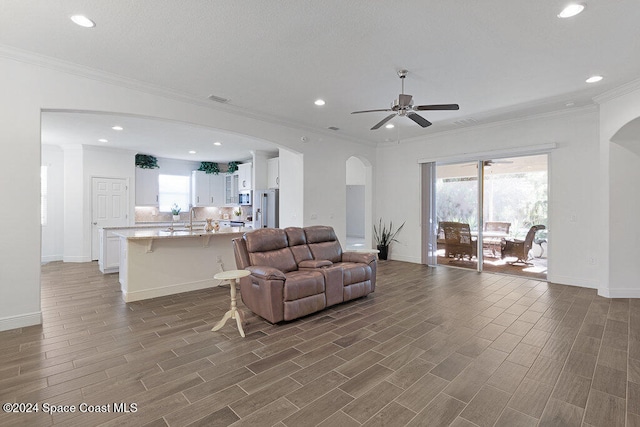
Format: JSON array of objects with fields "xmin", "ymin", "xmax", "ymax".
[{"xmin": 352, "ymin": 69, "xmax": 459, "ymax": 130}]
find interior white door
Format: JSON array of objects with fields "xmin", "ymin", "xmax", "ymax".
[{"xmin": 92, "ymin": 177, "xmax": 128, "ymax": 260}]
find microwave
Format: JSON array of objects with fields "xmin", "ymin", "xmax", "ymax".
[{"xmin": 238, "ymin": 190, "xmax": 252, "ymax": 205}]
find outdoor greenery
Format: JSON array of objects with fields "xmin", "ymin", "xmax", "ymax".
[
  {"xmin": 135, "ymin": 154, "xmax": 159, "ymax": 169},
  {"xmin": 198, "ymin": 162, "xmax": 220, "ymax": 174},
  {"xmin": 436, "ymin": 171, "xmax": 548, "ymax": 239}
]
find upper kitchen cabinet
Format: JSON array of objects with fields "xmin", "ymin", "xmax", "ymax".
[
  {"xmin": 267, "ymin": 157, "xmax": 279, "ymax": 189},
  {"xmin": 238, "ymin": 162, "xmax": 252, "ymax": 191},
  {"xmin": 225, "ymin": 173, "xmax": 239, "ymax": 205},
  {"xmin": 135, "ymin": 167, "xmax": 159, "ymax": 206},
  {"xmin": 191, "ymin": 171, "xmax": 225, "ymax": 206}
]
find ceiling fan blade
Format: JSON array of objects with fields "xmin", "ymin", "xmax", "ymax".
[
  {"xmin": 407, "ymin": 112, "xmax": 432, "ymax": 128},
  {"xmin": 398, "ymin": 94, "xmax": 413, "ymax": 108},
  {"xmin": 371, "ymin": 114, "xmax": 396, "ymax": 130},
  {"xmin": 414, "ymin": 104, "xmax": 460, "ymax": 111},
  {"xmin": 351, "ymin": 109, "xmax": 392, "ymax": 114}
]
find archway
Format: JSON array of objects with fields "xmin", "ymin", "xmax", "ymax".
[{"xmin": 345, "ymin": 156, "xmax": 373, "ymax": 250}]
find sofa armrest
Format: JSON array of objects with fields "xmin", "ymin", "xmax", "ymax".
[
  {"xmin": 342, "ymin": 251, "xmax": 377, "ymax": 265},
  {"xmin": 299, "ymin": 259, "xmax": 333, "ymax": 268},
  {"xmin": 246, "ymin": 265, "xmax": 286, "ymax": 281}
]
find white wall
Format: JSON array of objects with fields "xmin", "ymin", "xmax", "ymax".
[
  {"xmin": 41, "ymin": 145, "xmax": 64, "ymax": 262},
  {"xmin": 346, "ymin": 156, "xmax": 367, "ymax": 238},
  {"xmin": 0, "ymin": 52, "xmax": 375, "ymax": 331},
  {"xmin": 279, "ymin": 147, "xmax": 304, "ymax": 228},
  {"xmin": 346, "ymin": 156, "xmax": 366, "ymax": 185},
  {"xmin": 346, "ymin": 185, "xmax": 365, "ymax": 237},
  {"xmin": 375, "ymin": 108, "xmax": 602, "ymax": 289},
  {"xmin": 598, "ymin": 84, "xmax": 640, "ymax": 297}
]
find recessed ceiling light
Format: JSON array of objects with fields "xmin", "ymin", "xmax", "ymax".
[
  {"xmin": 565, "ymin": 101, "xmax": 575, "ymax": 107},
  {"xmin": 98, "ymin": 138, "xmax": 108, "ymax": 143},
  {"xmin": 111, "ymin": 125, "xmax": 123, "ymax": 131},
  {"xmin": 586, "ymin": 75, "xmax": 603, "ymax": 83},
  {"xmin": 213, "ymin": 141, "xmax": 222, "ymax": 146},
  {"xmin": 188, "ymin": 150, "xmax": 196, "ymax": 154},
  {"xmin": 385, "ymin": 123, "xmax": 395, "ymax": 129},
  {"xmin": 314, "ymin": 99, "xmax": 326, "ymax": 106},
  {"xmin": 70, "ymin": 15, "xmax": 96, "ymax": 28},
  {"xmin": 557, "ymin": 3, "xmax": 585, "ymax": 18}
]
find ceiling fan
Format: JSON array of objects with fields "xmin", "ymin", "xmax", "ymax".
[{"xmin": 351, "ymin": 69, "xmax": 460, "ymax": 130}]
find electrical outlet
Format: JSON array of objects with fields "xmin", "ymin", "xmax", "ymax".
[
  {"xmin": 587, "ymin": 257, "xmax": 596, "ymax": 265},
  {"xmin": 310, "ymin": 213, "xmax": 317, "ymax": 220},
  {"xmin": 216, "ymin": 255, "xmax": 222, "ymax": 262}
]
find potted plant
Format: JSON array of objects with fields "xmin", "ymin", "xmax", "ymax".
[
  {"xmin": 233, "ymin": 207, "xmax": 242, "ymax": 218},
  {"xmin": 171, "ymin": 204, "xmax": 181, "ymax": 221},
  {"xmin": 373, "ymin": 218, "xmax": 405, "ymax": 260}
]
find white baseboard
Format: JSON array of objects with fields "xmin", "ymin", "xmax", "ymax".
[
  {"xmin": 546, "ymin": 274, "xmax": 598, "ymax": 289},
  {"xmin": 388, "ymin": 254, "xmax": 421, "ymax": 264},
  {"xmin": 598, "ymin": 287, "xmax": 640, "ymax": 298},
  {"xmin": 41, "ymin": 255, "xmax": 63, "ymax": 263},
  {"xmin": 62, "ymin": 255, "xmax": 92, "ymax": 263},
  {"xmin": 122, "ymin": 279, "xmax": 221, "ymax": 303},
  {"xmin": 0, "ymin": 311, "xmax": 42, "ymax": 332}
]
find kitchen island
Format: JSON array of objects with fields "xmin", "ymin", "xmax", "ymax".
[{"xmin": 113, "ymin": 227, "xmax": 251, "ymax": 302}]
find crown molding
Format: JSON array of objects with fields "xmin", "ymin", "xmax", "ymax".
[
  {"xmin": 593, "ymin": 77, "xmax": 640, "ymax": 104},
  {"xmin": 383, "ymin": 104, "xmax": 598, "ymax": 147},
  {"xmin": 0, "ymin": 44, "xmax": 375, "ymax": 148}
]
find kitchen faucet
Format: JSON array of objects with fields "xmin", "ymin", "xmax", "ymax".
[{"xmin": 189, "ymin": 204, "xmax": 195, "ymax": 230}]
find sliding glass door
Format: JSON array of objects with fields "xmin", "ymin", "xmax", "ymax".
[{"xmin": 428, "ymin": 154, "xmax": 548, "ymax": 279}]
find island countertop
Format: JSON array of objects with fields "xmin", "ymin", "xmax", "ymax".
[{"xmin": 112, "ymin": 226, "xmax": 252, "ymax": 240}]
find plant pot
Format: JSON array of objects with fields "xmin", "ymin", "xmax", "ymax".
[
  {"xmin": 172, "ymin": 215, "xmax": 180, "ymax": 221},
  {"xmin": 377, "ymin": 245, "xmax": 388, "ymax": 260}
]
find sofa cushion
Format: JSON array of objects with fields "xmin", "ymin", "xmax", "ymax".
[
  {"xmin": 249, "ymin": 248, "xmax": 297, "ymax": 274},
  {"xmin": 335, "ymin": 262, "xmax": 371, "ymax": 285},
  {"xmin": 285, "ymin": 227, "xmax": 314, "ymax": 264},
  {"xmin": 245, "ymin": 228, "xmax": 297, "ymax": 273},
  {"xmin": 304, "ymin": 226, "xmax": 343, "ymax": 263},
  {"xmin": 283, "ymin": 270, "xmax": 325, "ymax": 301}
]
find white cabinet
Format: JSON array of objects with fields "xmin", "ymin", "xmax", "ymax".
[
  {"xmin": 267, "ymin": 157, "xmax": 279, "ymax": 189},
  {"xmin": 135, "ymin": 168, "xmax": 159, "ymax": 206},
  {"xmin": 238, "ymin": 162, "xmax": 252, "ymax": 191},
  {"xmin": 99, "ymin": 228, "xmax": 123, "ymax": 273},
  {"xmin": 225, "ymin": 173, "xmax": 239, "ymax": 205},
  {"xmin": 210, "ymin": 174, "xmax": 225, "ymax": 206},
  {"xmin": 191, "ymin": 171, "xmax": 226, "ymax": 206}
]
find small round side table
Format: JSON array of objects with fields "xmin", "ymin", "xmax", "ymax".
[{"xmin": 211, "ymin": 269, "xmax": 251, "ymax": 337}]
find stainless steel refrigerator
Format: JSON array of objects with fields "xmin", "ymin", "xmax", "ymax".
[{"xmin": 254, "ymin": 189, "xmax": 279, "ymax": 228}]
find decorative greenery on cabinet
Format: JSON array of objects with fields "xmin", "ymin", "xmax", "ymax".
[
  {"xmin": 135, "ymin": 154, "xmax": 159, "ymax": 169},
  {"xmin": 227, "ymin": 161, "xmax": 239, "ymax": 174},
  {"xmin": 198, "ymin": 162, "xmax": 220, "ymax": 174}
]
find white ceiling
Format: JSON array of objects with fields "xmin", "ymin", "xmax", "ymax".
[
  {"xmin": 41, "ymin": 111, "xmax": 277, "ymax": 162},
  {"xmin": 3, "ymin": 1, "xmax": 640, "ymax": 158}
]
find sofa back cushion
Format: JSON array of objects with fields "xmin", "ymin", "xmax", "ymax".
[
  {"xmin": 304, "ymin": 226, "xmax": 343, "ymax": 263},
  {"xmin": 244, "ymin": 228, "xmax": 297, "ymax": 273},
  {"xmin": 285, "ymin": 227, "xmax": 314, "ymax": 264}
]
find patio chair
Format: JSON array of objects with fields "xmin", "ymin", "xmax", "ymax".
[
  {"xmin": 501, "ymin": 225, "xmax": 546, "ymax": 265},
  {"xmin": 439, "ymin": 221, "xmax": 477, "ymax": 260}
]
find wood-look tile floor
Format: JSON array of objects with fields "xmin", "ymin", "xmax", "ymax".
[{"xmin": 1, "ymin": 261, "xmax": 638, "ymax": 427}]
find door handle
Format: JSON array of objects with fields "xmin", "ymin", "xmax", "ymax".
[{"xmin": 93, "ymin": 222, "xmax": 97, "ymax": 225}]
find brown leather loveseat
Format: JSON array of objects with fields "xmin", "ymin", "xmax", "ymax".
[{"xmin": 232, "ymin": 225, "xmax": 377, "ymax": 323}]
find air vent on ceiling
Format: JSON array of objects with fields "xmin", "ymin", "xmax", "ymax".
[
  {"xmin": 328, "ymin": 126, "xmax": 340, "ymax": 131},
  {"xmin": 453, "ymin": 118, "xmax": 479, "ymax": 127},
  {"xmin": 207, "ymin": 94, "xmax": 230, "ymax": 103}
]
